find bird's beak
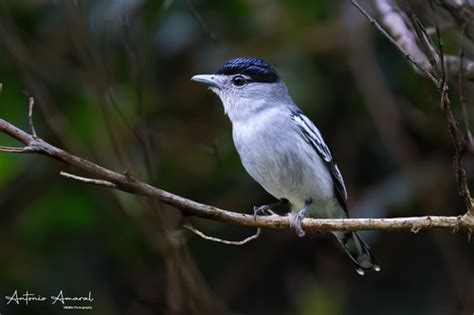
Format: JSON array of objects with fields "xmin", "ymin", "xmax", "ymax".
[{"xmin": 191, "ymin": 74, "xmax": 220, "ymax": 88}]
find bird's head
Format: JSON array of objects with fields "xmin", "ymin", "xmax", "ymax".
[{"xmin": 192, "ymin": 57, "xmax": 291, "ymax": 122}]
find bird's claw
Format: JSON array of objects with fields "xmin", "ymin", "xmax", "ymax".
[
  {"xmin": 294, "ymin": 200, "xmax": 310, "ymax": 237},
  {"xmin": 294, "ymin": 212, "xmax": 306, "ymax": 237},
  {"xmin": 253, "ymin": 205, "xmax": 270, "ymax": 221}
]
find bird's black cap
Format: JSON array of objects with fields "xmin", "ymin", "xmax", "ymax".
[{"xmin": 215, "ymin": 57, "xmax": 280, "ymax": 83}]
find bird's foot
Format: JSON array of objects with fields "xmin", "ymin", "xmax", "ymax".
[
  {"xmin": 253, "ymin": 198, "xmax": 289, "ymax": 221},
  {"xmin": 294, "ymin": 211, "xmax": 306, "ymax": 237},
  {"xmin": 253, "ymin": 204, "xmax": 271, "ymax": 220},
  {"xmin": 293, "ymin": 199, "xmax": 312, "ymax": 237}
]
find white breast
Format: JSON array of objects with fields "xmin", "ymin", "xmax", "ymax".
[{"xmin": 231, "ymin": 108, "xmax": 336, "ymax": 214}]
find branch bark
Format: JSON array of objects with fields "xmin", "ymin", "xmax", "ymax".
[{"xmin": 0, "ymin": 117, "xmax": 473, "ymax": 234}]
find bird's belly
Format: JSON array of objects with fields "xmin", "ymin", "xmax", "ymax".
[{"xmin": 234, "ymin": 128, "xmax": 335, "ymax": 213}]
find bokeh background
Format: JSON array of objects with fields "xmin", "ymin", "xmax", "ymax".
[{"xmin": 0, "ymin": 0, "xmax": 473, "ymax": 314}]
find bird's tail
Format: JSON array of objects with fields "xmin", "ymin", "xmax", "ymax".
[{"xmin": 333, "ymin": 231, "xmax": 381, "ymax": 275}]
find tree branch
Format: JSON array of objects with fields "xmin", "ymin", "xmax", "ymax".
[
  {"xmin": 351, "ymin": 0, "xmax": 438, "ymax": 83},
  {"xmin": 353, "ymin": 0, "xmax": 474, "ymax": 216},
  {"xmin": 371, "ymin": 0, "xmax": 474, "ymax": 80},
  {"xmin": 0, "ymin": 117, "xmax": 473, "ymax": 234}
]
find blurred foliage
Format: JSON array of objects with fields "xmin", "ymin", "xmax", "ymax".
[{"xmin": 0, "ymin": 0, "xmax": 473, "ymax": 314}]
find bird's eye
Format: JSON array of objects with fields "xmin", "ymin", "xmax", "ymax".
[{"xmin": 232, "ymin": 75, "xmax": 247, "ymax": 87}]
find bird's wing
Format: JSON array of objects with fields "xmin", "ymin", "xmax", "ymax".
[{"xmin": 290, "ymin": 109, "xmax": 349, "ymax": 213}]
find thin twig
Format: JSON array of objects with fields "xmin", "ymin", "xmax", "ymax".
[
  {"xmin": 432, "ymin": 4, "xmax": 474, "ymax": 215},
  {"xmin": 28, "ymin": 96, "xmax": 37, "ymax": 139},
  {"xmin": 431, "ymin": 1, "xmax": 447, "ymax": 86},
  {"xmin": 105, "ymin": 90, "xmax": 156, "ymax": 181},
  {"xmin": 458, "ymin": 26, "xmax": 473, "ymax": 148},
  {"xmin": 122, "ymin": 17, "xmax": 158, "ymax": 182},
  {"xmin": 0, "ymin": 145, "xmax": 34, "ymax": 153},
  {"xmin": 183, "ymin": 0, "xmax": 217, "ymax": 41},
  {"xmin": 351, "ymin": 0, "xmax": 438, "ymax": 84},
  {"xmin": 374, "ymin": 1, "xmax": 474, "ymax": 80},
  {"xmin": 406, "ymin": 12, "xmax": 440, "ymax": 78},
  {"xmin": 60, "ymin": 171, "xmax": 118, "ymax": 189},
  {"xmin": 183, "ymin": 224, "xmax": 261, "ymax": 246}
]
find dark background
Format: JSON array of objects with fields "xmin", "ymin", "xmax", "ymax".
[{"xmin": 0, "ymin": 0, "xmax": 473, "ymax": 314}]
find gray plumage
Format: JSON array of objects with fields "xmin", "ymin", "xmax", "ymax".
[{"xmin": 192, "ymin": 57, "xmax": 380, "ymax": 275}]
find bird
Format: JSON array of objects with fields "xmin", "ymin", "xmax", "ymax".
[{"xmin": 191, "ymin": 57, "xmax": 380, "ymax": 275}]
